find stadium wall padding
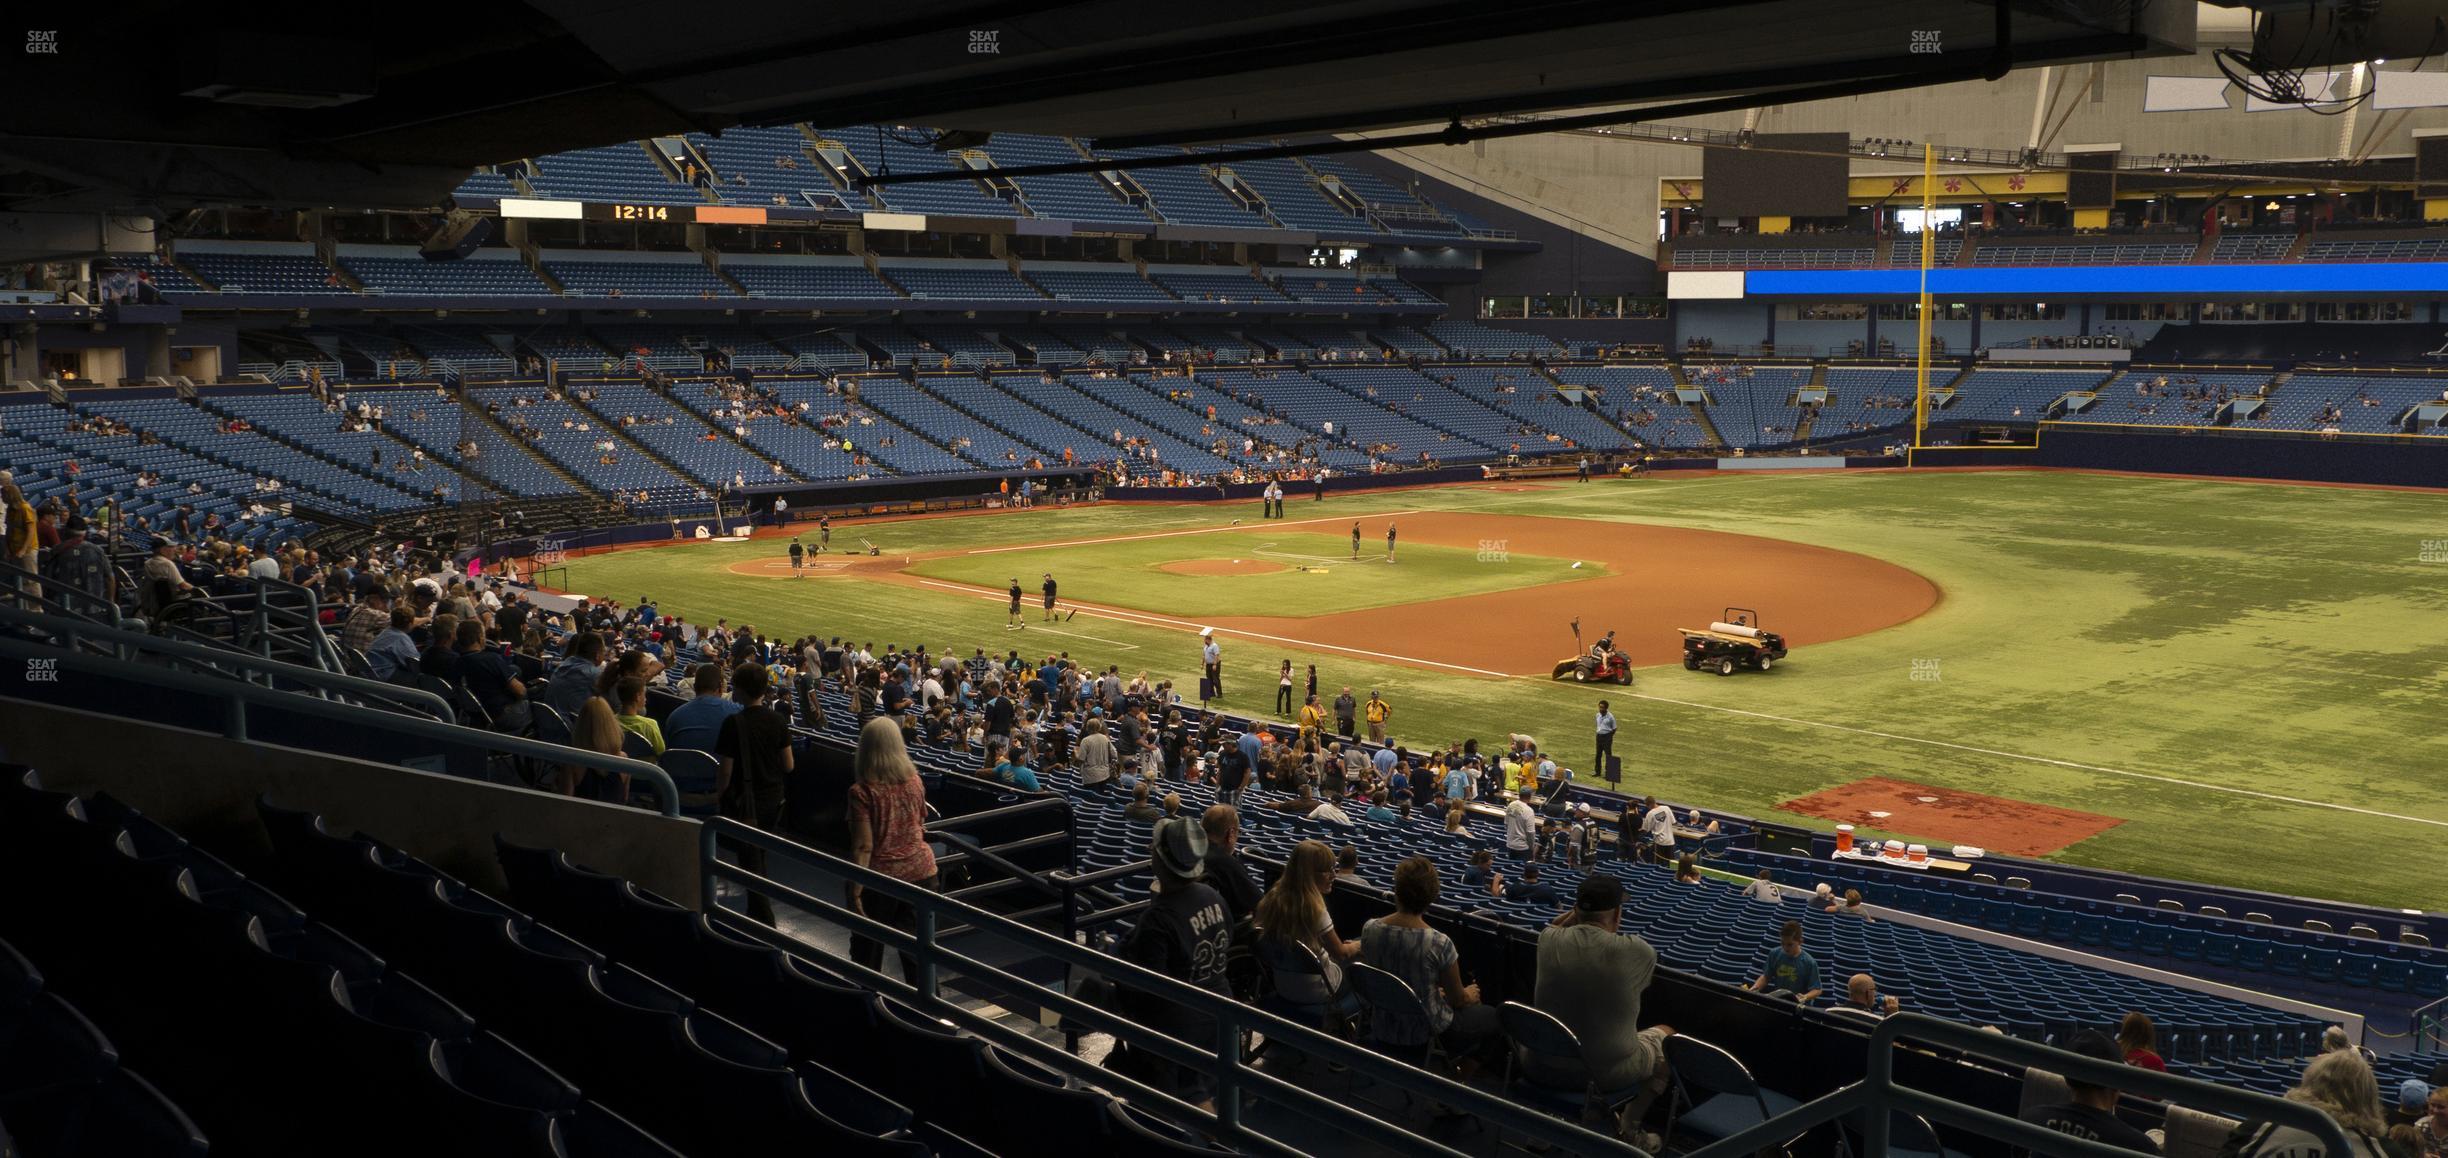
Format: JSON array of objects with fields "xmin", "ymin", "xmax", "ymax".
[{"xmin": 2036, "ymin": 427, "xmax": 2448, "ymax": 488}]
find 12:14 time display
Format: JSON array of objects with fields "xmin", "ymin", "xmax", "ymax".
[{"xmin": 596, "ymin": 204, "xmax": 673, "ymax": 222}]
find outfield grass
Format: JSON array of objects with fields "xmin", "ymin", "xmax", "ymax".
[
  {"xmin": 556, "ymin": 473, "xmax": 2448, "ymax": 909},
  {"xmin": 905, "ymin": 530, "xmax": 1597, "ymax": 617}
]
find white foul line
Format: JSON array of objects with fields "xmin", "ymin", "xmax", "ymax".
[
  {"xmin": 963, "ymin": 509, "xmax": 1423, "ymax": 556},
  {"xmin": 1617, "ymin": 688, "xmax": 2448, "ymax": 831},
  {"xmin": 1030, "ymin": 624, "xmax": 1140, "ymax": 650},
  {"xmin": 910, "ymin": 578, "xmax": 1512, "ymax": 678}
]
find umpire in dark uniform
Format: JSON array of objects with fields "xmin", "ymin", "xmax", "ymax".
[{"xmin": 1595, "ymin": 700, "xmax": 1618, "ymax": 782}]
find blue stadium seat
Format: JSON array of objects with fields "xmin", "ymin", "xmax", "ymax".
[
  {"xmin": 1665, "ymin": 1034, "xmax": 1805, "ymax": 1150},
  {"xmin": 70, "ymin": 1068, "xmax": 212, "ymax": 1158},
  {"xmin": 872, "ymin": 998, "xmax": 993, "ymax": 1141},
  {"xmin": 1496, "ymin": 1001, "xmax": 1646, "ymax": 1141}
]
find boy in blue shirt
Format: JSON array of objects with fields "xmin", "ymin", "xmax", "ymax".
[
  {"xmin": 992, "ymin": 742, "xmax": 1042, "ymax": 791},
  {"xmin": 1364, "ymin": 790, "xmax": 1400, "ymax": 824},
  {"xmin": 1748, "ymin": 920, "xmax": 1822, "ymax": 1002}
]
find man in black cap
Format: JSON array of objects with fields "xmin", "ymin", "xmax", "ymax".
[
  {"xmin": 1531, "ymin": 872, "xmax": 1671, "ymax": 1148},
  {"xmin": 43, "ymin": 515, "xmax": 113, "ymax": 609},
  {"xmin": 1111, "ymin": 817, "xmax": 1233, "ymax": 1110},
  {"xmin": 2018, "ymin": 1029, "xmax": 2158, "ymax": 1153},
  {"xmin": 1041, "ymin": 572, "xmax": 1059, "ymax": 622},
  {"xmin": 1006, "ymin": 578, "xmax": 1025, "ymax": 630}
]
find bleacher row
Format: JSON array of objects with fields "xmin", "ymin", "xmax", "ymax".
[
  {"xmin": 138, "ymin": 249, "xmax": 1450, "ymax": 312},
  {"xmin": 31, "ymin": 353, "xmax": 2448, "ymax": 552},
  {"xmin": 0, "ymin": 360, "xmax": 1645, "ymax": 537},
  {"xmin": 1726, "ymin": 848, "xmax": 2446, "ymax": 996},
  {"xmin": 188, "ymin": 322, "xmax": 1569, "ymax": 386},
  {"xmin": 2046, "ymin": 370, "xmax": 2448, "ymax": 436},
  {"xmin": 451, "ymin": 125, "xmax": 1477, "ymax": 242}
]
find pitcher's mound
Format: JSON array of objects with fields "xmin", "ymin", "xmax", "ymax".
[
  {"xmin": 1779, "ymin": 777, "xmax": 2124, "ymax": 857},
  {"xmin": 1159, "ymin": 558, "xmax": 1288, "ymax": 576}
]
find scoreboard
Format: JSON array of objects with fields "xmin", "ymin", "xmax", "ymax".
[{"xmin": 498, "ymin": 198, "xmax": 770, "ymax": 226}]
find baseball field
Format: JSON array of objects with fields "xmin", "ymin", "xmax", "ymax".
[{"xmin": 549, "ymin": 469, "xmax": 2448, "ymax": 909}]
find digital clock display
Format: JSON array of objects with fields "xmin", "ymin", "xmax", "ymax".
[{"xmin": 587, "ymin": 203, "xmax": 674, "ymax": 222}]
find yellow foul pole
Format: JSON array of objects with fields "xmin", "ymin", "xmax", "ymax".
[{"xmin": 1914, "ymin": 143, "xmax": 1935, "ymax": 451}]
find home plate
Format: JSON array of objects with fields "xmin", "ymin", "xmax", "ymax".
[{"xmin": 1867, "ymin": 810, "xmax": 1892, "ymax": 819}]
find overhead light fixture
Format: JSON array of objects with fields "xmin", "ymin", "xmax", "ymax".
[{"xmin": 2265, "ymin": 200, "xmax": 2282, "ymax": 210}]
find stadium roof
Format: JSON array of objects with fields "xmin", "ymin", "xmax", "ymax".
[{"xmin": 1, "ymin": 0, "xmax": 2205, "ymax": 213}]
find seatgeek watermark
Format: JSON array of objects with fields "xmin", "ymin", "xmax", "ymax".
[
  {"xmin": 27, "ymin": 30, "xmax": 61, "ymax": 54},
  {"xmin": 2422, "ymin": 539, "xmax": 2448, "ymax": 563},
  {"xmin": 1909, "ymin": 29, "xmax": 1941, "ymax": 54},
  {"xmin": 1910, "ymin": 658, "xmax": 1941, "ymax": 682},
  {"xmin": 24, "ymin": 658, "xmax": 58, "ymax": 683},
  {"xmin": 969, "ymin": 30, "xmax": 1000, "ymax": 54},
  {"xmin": 1475, "ymin": 538, "xmax": 1510, "ymax": 563}
]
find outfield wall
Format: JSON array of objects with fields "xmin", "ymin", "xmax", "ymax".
[
  {"xmin": 1910, "ymin": 430, "xmax": 2448, "ymax": 489},
  {"xmin": 2035, "ymin": 427, "xmax": 2448, "ymax": 489}
]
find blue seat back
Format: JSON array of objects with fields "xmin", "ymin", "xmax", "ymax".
[
  {"xmin": 1666, "ymin": 1033, "xmax": 1759, "ymax": 1105},
  {"xmin": 1348, "ymin": 961, "xmax": 1431, "ymax": 1048}
]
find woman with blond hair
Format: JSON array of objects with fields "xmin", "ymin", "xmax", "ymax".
[
  {"xmin": 1253, "ymin": 839, "xmax": 1362, "ymax": 1016},
  {"xmin": 848, "ymin": 715, "xmax": 937, "ymax": 982},
  {"xmin": 2226, "ymin": 1049, "xmax": 2393, "ymax": 1157},
  {"xmin": 565, "ymin": 696, "xmax": 629, "ymax": 801}
]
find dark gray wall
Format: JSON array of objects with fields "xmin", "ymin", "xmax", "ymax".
[
  {"xmin": 2, "ymin": 698, "xmax": 702, "ymax": 904},
  {"xmin": 1339, "ymin": 153, "xmax": 1658, "ymax": 300}
]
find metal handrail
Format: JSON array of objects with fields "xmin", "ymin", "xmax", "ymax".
[
  {"xmin": 0, "ymin": 558, "xmax": 123, "ymax": 628},
  {"xmin": 698, "ymin": 817, "xmax": 1648, "ymax": 1158},
  {"xmin": 1684, "ymin": 1011, "xmax": 2357, "ymax": 1158},
  {"xmin": 240, "ymin": 575, "xmax": 340, "ymax": 671},
  {"xmin": 0, "ymin": 601, "xmax": 455, "ymax": 722},
  {"xmin": 0, "ymin": 632, "xmax": 680, "ymax": 816},
  {"xmin": 2412, "ymin": 993, "xmax": 2448, "ymax": 1051}
]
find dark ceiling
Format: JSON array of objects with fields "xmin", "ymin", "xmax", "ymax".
[{"xmin": 0, "ymin": 0, "xmax": 2201, "ymax": 215}]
